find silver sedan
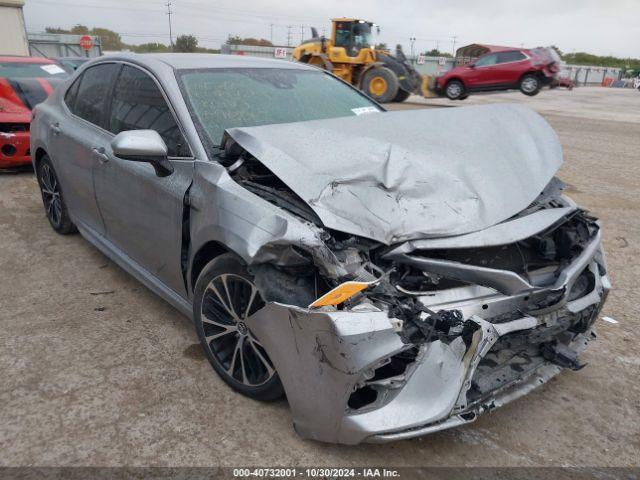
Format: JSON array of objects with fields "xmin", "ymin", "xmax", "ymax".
[{"xmin": 30, "ymin": 53, "xmax": 610, "ymax": 444}]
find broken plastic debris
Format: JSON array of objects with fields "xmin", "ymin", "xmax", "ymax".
[{"xmin": 602, "ymin": 316, "xmax": 619, "ymax": 324}]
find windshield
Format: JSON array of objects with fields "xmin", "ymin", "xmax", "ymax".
[
  {"xmin": 178, "ymin": 68, "xmax": 381, "ymax": 147},
  {"xmin": 0, "ymin": 62, "xmax": 68, "ymax": 79}
]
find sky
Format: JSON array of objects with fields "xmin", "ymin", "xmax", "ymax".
[{"xmin": 22, "ymin": 0, "xmax": 640, "ymax": 57}]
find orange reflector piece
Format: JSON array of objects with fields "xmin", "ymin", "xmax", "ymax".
[{"xmin": 308, "ymin": 281, "xmax": 373, "ymax": 308}]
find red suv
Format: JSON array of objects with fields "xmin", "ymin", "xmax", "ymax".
[
  {"xmin": 437, "ymin": 47, "xmax": 561, "ymax": 100},
  {"xmin": 0, "ymin": 56, "xmax": 68, "ymax": 169}
]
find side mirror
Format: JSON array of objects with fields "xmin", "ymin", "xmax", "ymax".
[
  {"xmin": 469, "ymin": 63, "xmax": 476, "ymax": 69},
  {"xmin": 111, "ymin": 130, "xmax": 174, "ymax": 177}
]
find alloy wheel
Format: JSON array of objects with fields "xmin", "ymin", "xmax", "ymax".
[
  {"xmin": 200, "ymin": 273, "xmax": 275, "ymax": 387},
  {"xmin": 521, "ymin": 77, "xmax": 539, "ymax": 93},
  {"xmin": 40, "ymin": 163, "xmax": 62, "ymax": 228},
  {"xmin": 446, "ymin": 82, "xmax": 462, "ymax": 98}
]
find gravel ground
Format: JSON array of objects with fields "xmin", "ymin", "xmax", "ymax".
[{"xmin": 0, "ymin": 87, "xmax": 638, "ymax": 467}]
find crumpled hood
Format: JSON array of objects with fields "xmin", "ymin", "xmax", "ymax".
[{"xmin": 227, "ymin": 104, "xmax": 563, "ymax": 245}]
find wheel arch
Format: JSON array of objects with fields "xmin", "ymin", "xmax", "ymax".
[
  {"xmin": 189, "ymin": 240, "xmax": 230, "ymax": 295},
  {"xmin": 519, "ymin": 70, "xmax": 544, "ymax": 82},
  {"xmin": 445, "ymin": 76, "xmax": 466, "ymax": 88},
  {"xmin": 34, "ymin": 147, "xmax": 48, "ymax": 169}
]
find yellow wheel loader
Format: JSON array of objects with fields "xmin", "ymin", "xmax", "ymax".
[{"xmin": 292, "ymin": 18, "xmax": 435, "ymax": 103}]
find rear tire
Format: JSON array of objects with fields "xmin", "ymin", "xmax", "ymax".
[
  {"xmin": 362, "ymin": 67, "xmax": 399, "ymax": 103},
  {"xmin": 445, "ymin": 80, "xmax": 465, "ymax": 100},
  {"xmin": 36, "ymin": 154, "xmax": 76, "ymax": 234},
  {"xmin": 519, "ymin": 74, "xmax": 541, "ymax": 96},
  {"xmin": 193, "ymin": 253, "xmax": 284, "ymax": 401},
  {"xmin": 392, "ymin": 89, "xmax": 411, "ymax": 102}
]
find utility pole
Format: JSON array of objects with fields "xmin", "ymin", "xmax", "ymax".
[
  {"xmin": 286, "ymin": 25, "xmax": 292, "ymax": 47},
  {"xmin": 166, "ymin": 1, "xmax": 174, "ymax": 50},
  {"xmin": 451, "ymin": 35, "xmax": 457, "ymax": 56},
  {"xmin": 409, "ymin": 37, "xmax": 416, "ymax": 63},
  {"xmin": 300, "ymin": 25, "xmax": 304, "ymax": 43},
  {"xmin": 269, "ymin": 23, "xmax": 274, "ymax": 44},
  {"xmin": 435, "ymin": 40, "xmax": 440, "ymax": 54}
]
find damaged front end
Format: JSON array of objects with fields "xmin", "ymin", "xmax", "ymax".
[
  {"xmin": 241, "ymin": 201, "xmax": 609, "ymax": 444},
  {"xmin": 199, "ymin": 105, "xmax": 610, "ymax": 444}
]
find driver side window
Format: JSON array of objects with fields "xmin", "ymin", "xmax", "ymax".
[
  {"xmin": 108, "ymin": 65, "xmax": 191, "ymax": 157},
  {"xmin": 474, "ymin": 53, "xmax": 499, "ymax": 67}
]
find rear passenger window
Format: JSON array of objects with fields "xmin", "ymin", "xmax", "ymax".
[
  {"xmin": 73, "ymin": 63, "xmax": 120, "ymax": 128},
  {"xmin": 64, "ymin": 76, "xmax": 82, "ymax": 111},
  {"xmin": 497, "ymin": 51, "xmax": 527, "ymax": 63},
  {"xmin": 108, "ymin": 65, "xmax": 190, "ymax": 157}
]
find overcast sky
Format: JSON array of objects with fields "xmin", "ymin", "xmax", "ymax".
[{"xmin": 23, "ymin": 0, "xmax": 639, "ymax": 57}]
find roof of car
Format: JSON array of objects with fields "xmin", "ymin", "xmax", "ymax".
[
  {"xmin": 455, "ymin": 44, "xmax": 525, "ymax": 58},
  {"xmin": 96, "ymin": 53, "xmax": 315, "ymax": 71},
  {"xmin": 0, "ymin": 56, "xmax": 57, "ymax": 64}
]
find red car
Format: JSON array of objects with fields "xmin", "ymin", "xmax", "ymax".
[
  {"xmin": 437, "ymin": 47, "xmax": 561, "ymax": 100},
  {"xmin": 0, "ymin": 56, "xmax": 68, "ymax": 169}
]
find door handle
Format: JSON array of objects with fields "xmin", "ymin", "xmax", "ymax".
[
  {"xmin": 50, "ymin": 123, "xmax": 61, "ymax": 135},
  {"xmin": 92, "ymin": 147, "xmax": 110, "ymax": 164}
]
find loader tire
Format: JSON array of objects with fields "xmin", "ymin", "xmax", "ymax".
[
  {"xmin": 362, "ymin": 67, "xmax": 399, "ymax": 103},
  {"xmin": 392, "ymin": 89, "xmax": 411, "ymax": 102}
]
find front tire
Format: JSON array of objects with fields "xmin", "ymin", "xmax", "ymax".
[
  {"xmin": 193, "ymin": 253, "xmax": 284, "ymax": 401},
  {"xmin": 445, "ymin": 80, "xmax": 465, "ymax": 100},
  {"xmin": 362, "ymin": 66, "xmax": 399, "ymax": 103},
  {"xmin": 519, "ymin": 74, "xmax": 541, "ymax": 96},
  {"xmin": 36, "ymin": 154, "xmax": 76, "ymax": 234}
]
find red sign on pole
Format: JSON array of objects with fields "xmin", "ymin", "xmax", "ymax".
[{"xmin": 79, "ymin": 35, "xmax": 93, "ymax": 51}]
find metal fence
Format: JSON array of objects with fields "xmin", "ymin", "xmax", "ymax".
[
  {"xmin": 27, "ymin": 33, "xmax": 102, "ymax": 58},
  {"xmin": 561, "ymin": 64, "xmax": 622, "ymax": 86}
]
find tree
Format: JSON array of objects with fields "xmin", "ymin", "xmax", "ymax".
[
  {"xmin": 375, "ymin": 43, "xmax": 388, "ymax": 51},
  {"xmin": 91, "ymin": 27, "xmax": 125, "ymax": 51},
  {"xmin": 175, "ymin": 34, "xmax": 198, "ymax": 52},
  {"xmin": 70, "ymin": 24, "xmax": 90, "ymax": 35},
  {"xmin": 43, "ymin": 25, "xmax": 124, "ymax": 51},
  {"xmin": 132, "ymin": 42, "xmax": 170, "ymax": 53},
  {"xmin": 226, "ymin": 36, "xmax": 273, "ymax": 47},
  {"xmin": 45, "ymin": 27, "xmax": 68, "ymax": 34},
  {"xmin": 423, "ymin": 48, "xmax": 453, "ymax": 58}
]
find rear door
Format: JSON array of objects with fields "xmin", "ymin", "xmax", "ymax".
[
  {"xmin": 93, "ymin": 63, "xmax": 194, "ymax": 297},
  {"xmin": 49, "ymin": 63, "xmax": 121, "ymax": 234},
  {"xmin": 494, "ymin": 50, "xmax": 529, "ymax": 85}
]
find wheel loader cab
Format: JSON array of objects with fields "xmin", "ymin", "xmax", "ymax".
[{"xmin": 333, "ymin": 19, "xmax": 374, "ymax": 57}]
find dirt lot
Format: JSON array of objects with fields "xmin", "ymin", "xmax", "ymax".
[{"xmin": 1, "ymin": 87, "xmax": 639, "ymax": 467}]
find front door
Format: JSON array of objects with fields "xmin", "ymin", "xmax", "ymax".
[
  {"xmin": 93, "ymin": 64, "xmax": 194, "ymax": 297},
  {"xmin": 469, "ymin": 53, "xmax": 502, "ymax": 88}
]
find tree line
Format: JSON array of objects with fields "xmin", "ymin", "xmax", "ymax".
[
  {"xmin": 44, "ymin": 25, "xmax": 640, "ymax": 75},
  {"xmin": 44, "ymin": 25, "xmax": 217, "ymax": 53}
]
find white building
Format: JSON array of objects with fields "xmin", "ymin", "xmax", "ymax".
[{"xmin": 0, "ymin": 0, "xmax": 29, "ymax": 56}]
